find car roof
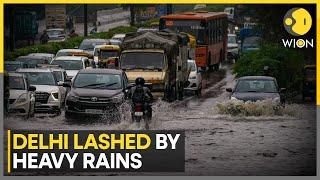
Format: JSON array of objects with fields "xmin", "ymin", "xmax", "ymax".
[
  {"xmin": 238, "ymin": 76, "xmax": 275, "ymax": 80},
  {"xmin": 228, "ymin": 34, "xmax": 236, "ymax": 37},
  {"xmin": 17, "ymin": 68, "xmax": 53, "ymax": 73},
  {"xmin": 82, "ymin": 39, "xmax": 108, "ymax": 43},
  {"xmin": 5, "ymin": 61, "xmax": 22, "ymax": 64},
  {"xmin": 53, "ymin": 56, "xmax": 86, "ymax": 61},
  {"xmin": 8, "ymin": 72, "xmax": 25, "ymax": 77},
  {"xmin": 188, "ymin": 59, "xmax": 196, "ymax": 63},
  {"xmin": 57, "ymin": 49, "xmax": 84, "ymax": 52},
  {"xmin": 28, "ymin": 53, "xmax": 54, "ymax": 57},
  {"xmin": 47, "ymin": 28, "xmax": 64, "ymax": 31},
  {"xmin": 78, "ymin": 68, "xmax": 123, "ymax": 75},
  {"xmin": 112, "ymin": 34, "xmax": 126, "ymax": 38},
  {"xmin": 16, "ymin": 55, "xmax": 47, "ymax": 60}
]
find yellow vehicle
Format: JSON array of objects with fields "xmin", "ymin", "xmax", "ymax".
[
  {"xmin": 120, "ymin": 31, "xmax": 191, "ymax": 101},
  {"xmin": 94, "ymin": 45, "xmax": 121, "ymax": 68}
]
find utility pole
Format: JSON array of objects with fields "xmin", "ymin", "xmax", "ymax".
[
  {"xmin": 9, "ymin": 6, "xmax": 15, "ymax": 51},
  {"xmin": 166, "ymin": 4, "xmax": 173, "ymax": 15},
  {"xmin": 130, "ymin": 5, "xmax": 135, "ymax": 26},
  {"xmin": 84, "ymin": 4, "xmax": 88, "ymax": 37}
]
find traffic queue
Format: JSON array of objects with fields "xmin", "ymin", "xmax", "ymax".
[{"xmin": 4, "ymin": 29, "xmax": 203, "ymax": 127}]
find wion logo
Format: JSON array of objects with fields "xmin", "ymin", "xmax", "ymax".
[{"xmin": 282, "ymin": 7, "xmax": 313, "ymax": 48}]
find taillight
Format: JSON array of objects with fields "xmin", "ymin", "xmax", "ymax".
[{"xmin": 135, "ymin": 104, "xmax": 143, "ymax": 112}]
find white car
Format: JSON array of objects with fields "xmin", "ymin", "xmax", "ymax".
[
  {"xmin": 8, "ymin": 73, "xmax": 36, "ymax": 118},
  {"xmin": 51, "ymin": 56, "xmax": 91, "ymax": 79},
  {"xmin": 16, "ymin": 68, "xmax": 66, "ymax": 114},
  {"xmin": 47, "ymin": 28, "xmax": 66, "ymax": 42},
  {"xmin": 227, "ymin": 34, "xmax": 239, "ymax": 61},
  {"xmin": 55, "ymin": 49, "xmax": 86, "ymax": 57},
  {"xmin": 185, "ymin": 60, "xmax": 202, "ymax": 96},
  {"xmin": 111, "ymin": 34, "xmax": 126, "ymax": 42},
  {"xmin": 28, "ymin": 53, "xmax": 55, "ymax": 63}
]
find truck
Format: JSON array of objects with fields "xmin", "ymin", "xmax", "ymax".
[
  {"xmin": 45, "ymin": 5, "xmax": 66, "ymax": 29},
  {"xmin": 120, "ymin": 31, "xmax": 191, "ymax": 101}
]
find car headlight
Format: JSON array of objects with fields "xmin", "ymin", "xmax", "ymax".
[
  {"xmin": 112, "ymin": 93, "xmax": 124, "ymax": 103},
  {"xmin": 16, "ymin": 93, "xmax": 27, "ymax": 104},
  {"xmin": 231, "ymin": 96, "xmax": 238, "ymax": 100},
  {"xmin": 51, "ymin": 92, "xmax": 59, "ymax": 100}
]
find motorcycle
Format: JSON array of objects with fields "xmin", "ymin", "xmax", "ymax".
[{"xmin": 131, "ymin": 102, "xmax": 152, "ymax": 129}]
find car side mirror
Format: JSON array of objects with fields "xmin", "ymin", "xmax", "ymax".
[
  {"xmin": 28, "ymin": 86, "xmax": 36, "ymax": 92},
  {"xmin": 280, "ymin": 88, "xmax": 286, "ymax": 93},
  {"xmin": 226, "ymin": 88, "xmax": 233, "ymax": 92},
  {"xmin": 63, "ymin": 82, "xmax": 71, "ymax": 88}
]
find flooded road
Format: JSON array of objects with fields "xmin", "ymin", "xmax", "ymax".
[{"xmin": 4, "ymin": 65, "xmax": 316, "ymax": 175}]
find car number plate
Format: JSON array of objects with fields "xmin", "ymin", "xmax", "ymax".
[
  {"xmin": 134, "ymin": 112, "xmax": 143, "ymax": 116},
  {"xmin": 85, "ymin": 109, "xmax": 103, "ymax": 114}
]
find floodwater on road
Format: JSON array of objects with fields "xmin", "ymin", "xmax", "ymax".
[{"xmin": 4, "ymin": 65, "xmax": 316, "ymax": 175}]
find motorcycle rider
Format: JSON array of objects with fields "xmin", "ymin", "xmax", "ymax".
[{"xmin": 127, "ymin": 77, "xmax": 153, "ymax": 121}]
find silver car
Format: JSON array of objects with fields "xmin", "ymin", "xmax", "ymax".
[
  {"xmin": 16, "ymin": 68, "xmax": 67, "ymax": 114},
  {"xmin": 8, "ymin": 73, "xmax": 36, "ymax": 118}
]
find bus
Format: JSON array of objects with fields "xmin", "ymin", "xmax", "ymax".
[{"xmin": 160, "ymin": 11, "xmax": 228, "ymax": 70}]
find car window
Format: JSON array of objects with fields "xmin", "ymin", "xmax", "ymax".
[
  {"xmin": 51, "ymin": 60, "xmax": 83, "ymax": 70},
  {"xmin": 188, "ymin": 61, "xmax": 196, "ymax": 71},
  {"xmin": 73, "ymin": 73, "xmax": 122, "ymax": 90},
  {"xmin": 235, "ymin": 79, "xmax": 277, "ymax": 93},
  {"xmin": 21, "ymin": 72, "xmax": 56, "ymax": 86},
  {"xmin": 52, "ymin": 71, "xmax": 63, "ymax": 82},
  {"xmin": 9, "ymin": 76, "xmax": 25, "ymax": 90}
]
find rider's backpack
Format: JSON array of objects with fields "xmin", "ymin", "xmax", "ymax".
[{"xmin": 131, "ymin": 85, "xmax": 145, "ymax": 103}]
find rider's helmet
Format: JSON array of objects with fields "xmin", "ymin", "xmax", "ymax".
[{"xmin": 135, "ymin": 77, "xmax": 145, "ymax": 86}]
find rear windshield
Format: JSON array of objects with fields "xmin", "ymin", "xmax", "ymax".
[{"xmin": 235, "ymin": 79, "xmax": 277, "ymax": 93}]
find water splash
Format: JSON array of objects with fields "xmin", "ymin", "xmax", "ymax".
[{"xmin": 215, "ymin": 99, "xmax": 300, "ymax": 117}]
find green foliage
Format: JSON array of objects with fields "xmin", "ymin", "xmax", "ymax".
[{"xmin": 233, "ymin": 43, "xmax": 304, "ymax": 93}]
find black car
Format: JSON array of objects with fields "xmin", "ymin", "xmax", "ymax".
[
  {"xmin": 226, "ymin": 76, "xmax": 285, "ymax": 104},
  {"xmin": 64, "ymin": 69, "xmax": 129, "ymax": 120}
]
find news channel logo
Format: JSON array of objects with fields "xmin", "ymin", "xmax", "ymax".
[{"xmin": 282, "ymin": 8, "xmax": 313, "ymax": 48}]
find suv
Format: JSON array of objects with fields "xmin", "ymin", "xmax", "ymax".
[
  {"xmin": 8, "ymin": 73, "xmax": 36, "ymax": 118},
  {"xmin": 51, "ymin": 56, "xmax": 91, "ymax": 79},
  {"xmin": 16, "ymin": 68, "xmax": 66, "ymax": 114},
  {"xmin": 64, "ymin": 69, "xmax": 128, "ymax": 120}
]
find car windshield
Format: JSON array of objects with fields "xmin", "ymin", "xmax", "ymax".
[
  {"xmin": 73, "ymin": 73, "xmax": 122, "ymax": 90},
  {"xmin": 9, "ymin": 76, "xmax": 25, "ymax": 90},
  {"xmin": 188, "ymin": 61, "xmax": 196, "ymax": 71},
  {"xmin": 16, "ymin": 58, "xmax": 46, "ymax": 68},
  {"xmin": 79, "ymin": 41, "xmax": 106, "ymax": 51},
  {"xmin": 100, "ymin": 50, "xmax": 119, "ymax": 59},
  {"xmin": 120, "ymin": 52, "xmax": 164, "ymax": 69},
  {"xmin": 52, "ymin": 71, "xmax": 63, "ymax": 82},
  {"xmin": 51, "ymin": 60, "xmax": 83, "ymax": 70},
  {"xmin": 228, "ymin": 35, "xmax": 236, "ymax": 44},
  {"xmin": 235, "ymin": 79, "xmax": 277, "ymax": 93},
  {"xmin": 47, "ymin": 30, "xmax": 63, "ymax": 36},
  {"xmin": 5, "ymin": 63, "xmax": 21, "ymax": 71},
  {"xmin": 21, "ymin": 72, "xmax": 56, "ymax": 86}
]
